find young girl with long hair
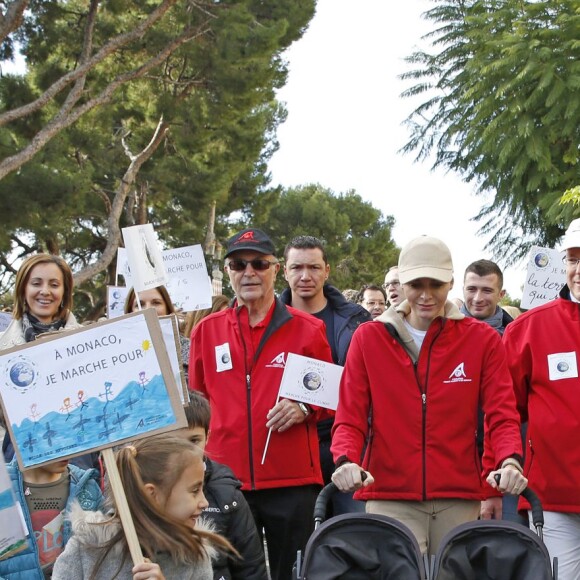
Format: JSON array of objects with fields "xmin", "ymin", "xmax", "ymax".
[{"xmin": 53, "ymin": 434, "xmax": 233, "ymax": 579}]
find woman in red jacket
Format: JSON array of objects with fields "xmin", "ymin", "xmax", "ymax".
[{"xmin": 331, "ymin": 235, "xmax": 527, "ymax": 557}]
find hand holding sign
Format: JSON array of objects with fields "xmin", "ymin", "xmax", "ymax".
[{"xmin": 261, "ymin": 354, "xmax": 343, "ymax": 464}]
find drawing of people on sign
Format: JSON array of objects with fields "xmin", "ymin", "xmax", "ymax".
[
  {"xmin": 60, "ymin": 397, "xmax": 74, "ymax": 421},
  {"xmin": 77, "ymin": 390, "xmax": 88, "ymax": 410}
]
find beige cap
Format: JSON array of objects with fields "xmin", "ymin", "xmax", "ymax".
[
  {"xmin": 398, "ymin": 236, "xmax": 453, "ymax": 284},
  {"xmin": 561, "ymin": 218, "xmax": 580, "ymax": 251}
]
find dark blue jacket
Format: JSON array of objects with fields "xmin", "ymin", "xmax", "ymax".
[
  {"xmin": 0, "ymin": 461, "xmax": 103, "ymax": 580},
  {"xmin": 280, "ymin": 284, "xmax": 370, "ymax": 366}
]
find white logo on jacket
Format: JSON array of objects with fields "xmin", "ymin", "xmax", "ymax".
[
  {"xmin": 266, "ymin": 352, "xmax": 286, "ymax": 368},
  {"xmin": 443, "ymin": 362, "xmax": 472, "ymax": 383}
]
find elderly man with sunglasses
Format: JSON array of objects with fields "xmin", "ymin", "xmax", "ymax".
[{"xmin": 188, "ymin": 228, "xmax": 333, "ymax": 580}]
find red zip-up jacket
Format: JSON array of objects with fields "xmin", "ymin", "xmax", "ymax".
[
  {"xmin": 503, "ymin": 290, "xmax": 580, "ymax": 513},
  {"xmin": 331, "ymin": 304, "xmax": 522, "ymax": 501},
  {"xmin": 189, "ymin": 298, "xmax": 333, "ymax": 491}
]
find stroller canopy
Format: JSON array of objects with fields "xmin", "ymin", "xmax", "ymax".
[
  {"xmin": 299, "ymin": 513, "xmax": 427, "ymax": 580},
  {"xmin": 432, "ymin": 520, "xmax": 555, "ymax": 580}
]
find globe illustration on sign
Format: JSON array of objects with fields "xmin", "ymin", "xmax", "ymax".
[
  {"xmin": 113, "ymin": 290, "xmax": 122, "ymax": 300},
  {"xmin": 10, "ymin": 361, "xmax": 35, "ymax": 388},
  {"xmin": 534, "ymin": 252, "xmax": 549, "ymax": 268},
  {"xmin": 303, "ymin": 371, "xmax": 322, "ymax": 392}
]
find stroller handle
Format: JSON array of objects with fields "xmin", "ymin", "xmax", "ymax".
[
  {"xmin": 314, "ymin": 471, "xmax": 368, "ymax": 525},
  {"xmin": 314, "ymin": 482, "xmax": 338, "ymax": 524},
  {"xmin": 521, "ymin": 486, "xmax": 544, "ymax": 530},
  {"xmin": 493, "ymin": 474, "xmax": 544, "ymax": 529}
]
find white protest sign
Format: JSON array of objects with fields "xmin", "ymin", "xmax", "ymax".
[
  {"xmin": 158, "ymin": 315, "xmax": 188, "ymax": 403},
  {"xmin": 0, "ymin": 310, "xmax": 186, "ymax": 470},
  {"xmin": 121, "ymin": 224, "xmax": 167, "ymax": 292},
  {"xmin": 164, "ymin": 246, "xmax": 212, "ymax": 312},
  {"xmin": 521, "ymin": 246, "xmax": 566, "ymax": 310},
  {"xmin": 107, "ymin": 285, "xmax": 130, "ymax": 319},
  {"xmin": 262, "ymin": 353, "xmax": 343, "ymax": 464},
  {"xmin": 117, "ymin": 245, "xmax": 212, "ymax": 312},
  {"xmin": 278, "ymin": 353, "xmax": 343, "ymax": 411},
  {"xmin": 116, "ymin": 247, "xmax": 131, "ymax": 286},
  {"xmin": 0, "ymin": 454, "xmax": 27, "ymax": 561},
  {"xmin": 0, "ymin": 313, "xmax": 11, "ymax": 333}
]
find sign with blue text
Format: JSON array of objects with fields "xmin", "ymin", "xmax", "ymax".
[
  {"xmin": 521, "ymin": 246, "xmax": 566, "ymax": 310},
  {"xmin": 0, "ymin": 310, "xmax": 186, "ymax": 470}
]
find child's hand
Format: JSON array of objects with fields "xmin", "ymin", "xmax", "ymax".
[{"xmin": 132, "ymin": 559, "xmax": 165, "ymax": 580}]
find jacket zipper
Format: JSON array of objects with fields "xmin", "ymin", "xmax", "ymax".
[
  {"xmin": 237, "ymin": 308, "xmax": 256, "ymax": 491},
  {"xmin": 245, "ymin": 373, "xmax": 256, "ymax": 489},
  {"xmin": 418, "ymin": 323, "xmax": 444, "ymax": 500},
  {"xmin": 236, "ymin": 301, "xmax": 293, "ymax": 491}
]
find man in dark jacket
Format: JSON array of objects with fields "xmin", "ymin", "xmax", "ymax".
[{"xmin": 280, "ymin": 235, "xmax": 371, "ymax": 514}]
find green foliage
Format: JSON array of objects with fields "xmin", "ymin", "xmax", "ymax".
[
  {"xmin": 0, "ymin": 0, "xmax": 316, "ymax": 317},
  {"xmin": 401, "ymin": 0, "xmax": 580, "ymax": 262},
  {"xmin": 560, "ymin": 185, "xmax": 580, "ymax": 206},
  {"xmin": 241, "ymin": 184, "xmax": 399, "ymax": 293}
]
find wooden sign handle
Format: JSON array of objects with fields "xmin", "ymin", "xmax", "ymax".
[{"xmin": 101, "ymin": 448, "xmax": 145, "ymax": 566}]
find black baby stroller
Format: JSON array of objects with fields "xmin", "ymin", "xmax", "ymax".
[
  {"xmin": 293, "ymin": 482, "xmax": 428, "ymax": 579},
  {"xmin": 430, "ymin": 485, "xmax": 557, "ymax": 579}
]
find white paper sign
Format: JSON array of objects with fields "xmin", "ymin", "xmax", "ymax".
[
  {"xmin": 107, "ymin": 286, "xmax": 130, "ymax": 319},
  {"xmin": 547, "ymin": 351, "xmax": 578, "ymax": 381},
  {"xmin": 158, "ymin": 315, "xmax": 188, "ymax": 403},
  {"xmin": 0, "ymin": 310, "xmax": 185, "ymax": 469},
  {"xmin": 0, "ymin": 454, "xmax": 27, "ymax": 561},
  {"xmin": 278, "ymin": 353, "xmax": 343, "ymax": 410},
  {"xmin": 117, "ymin": 245, "xmax": 211, "ymax": 312},
  {"xmin": 520, "ymin": 246, "xmax": 566, "ymax": 310},
  {"xmin": 115, "ymin": 247, "xmax": 131, "ymax": 286},
  {"xmin": 163, "ymin": 246, "xmax": 212, "ymax": 312},
  {"xmin": 121, "ymin": 224, "xmax": 167, "ymax": 292},
  {"xmin": 0, "ymin": 313, "xmax": 11, "ymax": 333}
]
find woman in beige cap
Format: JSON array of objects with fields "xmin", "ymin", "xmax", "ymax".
[{"xmin": 331, "ymin": 235, "xmax": 527, "ymax": 557}]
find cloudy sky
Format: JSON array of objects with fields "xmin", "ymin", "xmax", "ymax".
[{"xmin": 268, "ymin": 0, "xmax": 527, "ymax": 299}]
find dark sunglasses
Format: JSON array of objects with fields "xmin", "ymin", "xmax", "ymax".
[{"xmin": 227, "ymin": 258, "xmax": 278, "ymax": 272}]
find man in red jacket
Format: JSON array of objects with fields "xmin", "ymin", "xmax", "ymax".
[
  {"xmin": 189, "ymin": 228, "xmax": 332, "ymax": 580},
  {"xmin": 331, "ymin": 235, "xmax": 526, "ymax": 557},
  {"xmin": 502, "ymin": 218, "xmax": 580, "ymax": 580}
]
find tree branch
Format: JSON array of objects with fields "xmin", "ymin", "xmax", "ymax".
[
  {"xmin": 0, "ymin": 0, "xmax": 29, "ymax": 46},
  {"xmin": 0, "ymin": 25, "xmax": 207, "ymax": 180},
  {"xmin": 0, "ymin": 0, "xmax": 178, "ymax": 127}
]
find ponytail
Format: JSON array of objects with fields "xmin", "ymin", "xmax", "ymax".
[{"xmin": 90, "ymin": 434, "xmax": 234, "ymax": 577}]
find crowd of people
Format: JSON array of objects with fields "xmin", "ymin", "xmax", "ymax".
[{"xmin": 1, "ymin": 219, "xmax": 580, "ymax": 579}]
